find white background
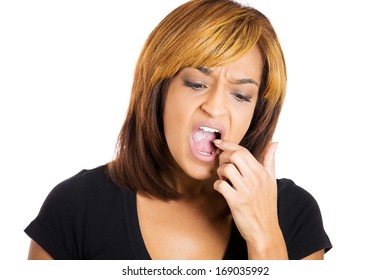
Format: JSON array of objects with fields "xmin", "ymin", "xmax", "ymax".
[{"xmin": 1, "ymin": 0, "xmax": 389, "ymax": 278}]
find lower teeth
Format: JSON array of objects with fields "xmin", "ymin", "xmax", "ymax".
[{"xmin": 198, "ymin": 151, "xmax": 212, "ymax": 156}]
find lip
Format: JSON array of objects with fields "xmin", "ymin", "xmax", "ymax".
[{"xmin": 189, "ymin": 121, "xmax": 226, "ymax": 163}]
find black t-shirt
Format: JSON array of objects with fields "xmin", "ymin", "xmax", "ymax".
[{"xmin": 25, "ymin": 165, "xmax": 332, "ymax": 260}]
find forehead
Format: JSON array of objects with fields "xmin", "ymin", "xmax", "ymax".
[{"xmin": 203, "ymin": 46, "xmax": 263, "ymax": 83}]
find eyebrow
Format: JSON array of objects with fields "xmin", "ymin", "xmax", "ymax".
[
  {"xmin": 195, "ymin": 66, "xmax": 259, "ymax": 87},
  {"xmin": 196, "ymin": 66, "xmax": 212, "ymax": 75},
  {"xmin": 234, "ymin": 78, "xmax": 259, "ymax": 87}
]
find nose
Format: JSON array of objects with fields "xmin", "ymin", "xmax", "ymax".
[{"xmin": 200, "ymin": 87, "xmax": 228, "ymax": 118}]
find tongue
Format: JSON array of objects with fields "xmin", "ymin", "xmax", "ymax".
[{"xmin": 192, "ymin": 129, "xmax": 217, "ymax": 154}]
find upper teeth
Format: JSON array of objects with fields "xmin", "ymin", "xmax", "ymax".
[{"xmin": 200, "ymin": 126, "xmax": 220, "ymax": 133}]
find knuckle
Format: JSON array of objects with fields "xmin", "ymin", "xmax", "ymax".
[
  {"xmin": 225, "ymin": 163, "xmax": 236, "ymax": 175},
  {"xmin": 213, "ymin": 180, "xmax": 222, "ymax": 190},
  {"xmin": 230, "ymin": 150, "xmax": 240, "ymax": 162},
  {"xmin": 216, "ymin": 167, "xmax": 224, "ymax": 177},
  {"xmin": 218, "ymin": 151, "xmax": 227, "ymax": 162}
]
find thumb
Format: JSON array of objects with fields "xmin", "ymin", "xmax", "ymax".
[{"xmin": 262, "ymin": 142, "xmax": 278, "ymax": 179}]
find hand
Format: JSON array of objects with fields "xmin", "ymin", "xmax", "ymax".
[{"xmin": 213, "ymin": 139, "xmax": 288, "ymax": 259}]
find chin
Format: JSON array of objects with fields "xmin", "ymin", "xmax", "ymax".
[{"xmin": 181, "ymin": 162, "xmax": 217, "ymax": 181}]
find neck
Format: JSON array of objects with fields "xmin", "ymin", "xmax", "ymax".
[
  {"xmin": 153, "ymin": 170, "xmax": 229, "ymax": 221},
  {"xmin": 162, "ymin": 170, "xmax": 218, "ymax": 200}
]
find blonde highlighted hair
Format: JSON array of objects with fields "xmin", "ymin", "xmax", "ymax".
[{"xmin": 108, "ymin": 0, "xmax": 287, "ymax": 199}]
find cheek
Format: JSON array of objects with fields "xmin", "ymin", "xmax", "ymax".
[
  {"xmin": 230, "ymin": 106, "xmax": 256, "ymax": 142},
  {"xmin": 164, "ymin": 92, "xmax": 192, "ymax": 129},
  {"xmin": 163, "ymin": 89, "xmax": 196, "ymax": 149}
]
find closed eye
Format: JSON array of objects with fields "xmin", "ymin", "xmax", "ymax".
[
  {"xmin": 233, "ymin": 92, "xmax": 251, "ymax": 102},
  {"xmin": 183, "ymin": 80, "xmax": 207, "ymax": 90}
]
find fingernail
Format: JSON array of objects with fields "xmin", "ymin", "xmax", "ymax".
[{"xmin": 213, "ymin": 139, "xmax": 222, "ymax": 145}]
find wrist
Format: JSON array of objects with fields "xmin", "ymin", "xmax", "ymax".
[{"xmin": 246, "ymin": 230, "xmax": 288, "ymax": 260}]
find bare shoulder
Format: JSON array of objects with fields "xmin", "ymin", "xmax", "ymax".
[
  {"xmin": 27, "ymin": 240, "xmax": 54, "ymax": 260},
  {"xmin": 302, "ymin": 249, "xmax": 324, "ymax": 260}
]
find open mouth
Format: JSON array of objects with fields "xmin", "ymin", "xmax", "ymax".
[{"xmin": 192, "ymin": 126, "xmax": 221, "ymax": 156}]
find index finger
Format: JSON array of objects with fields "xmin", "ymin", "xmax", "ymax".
[
  {"xmin": 215, "ymin": 139, "xmax": 259, "ymax": 172},
  {"xmin": 213, "ymin": 139, "xmax": 243, "ymax": 151}
]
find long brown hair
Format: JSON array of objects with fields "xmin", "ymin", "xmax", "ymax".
[{"xmin": 108, "ymin": 0, "xmax": 287, "ymax": 200}]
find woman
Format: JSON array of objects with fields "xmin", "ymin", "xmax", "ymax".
[{"xmin": 25, "ymin": 0, "xmax": 332, "ymax": 259}]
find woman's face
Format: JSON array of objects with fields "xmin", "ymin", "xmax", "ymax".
[{"xmin": 163, "ymin": 46, "xmax": 262, "ymax": 180}]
